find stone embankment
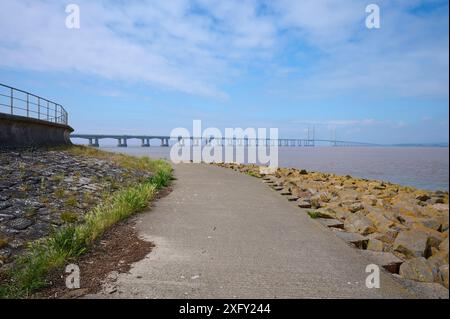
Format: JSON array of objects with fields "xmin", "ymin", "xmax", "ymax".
[
  {"xmin": 216, "ymin": 163, "xmax": 449, "ymax": 289},
  {"xmin": 0, "ymin": 148, "xmax": 152, "ymax": 268}
]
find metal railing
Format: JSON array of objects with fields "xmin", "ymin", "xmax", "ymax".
[{"xmin": 0, "ymin": 83, "xmax": 68, "ymax": 125}]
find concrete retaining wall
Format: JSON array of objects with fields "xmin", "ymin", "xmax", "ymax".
[{"xmin": 0, "ymin": 113, "xmax": 74, "ymax": 148}]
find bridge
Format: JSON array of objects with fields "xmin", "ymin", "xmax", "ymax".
[{"xmin": 70, "ymin": 134, "xmax": 379, "ymax": 148}]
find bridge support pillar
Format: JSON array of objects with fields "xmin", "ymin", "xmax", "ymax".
[
  {"xmin": 88, "ymin": 138, "xmax": 99, "ymax": 147},
  {"xmin": 118, "ymin": 138, "xmax": 128, "ymax": 147},
  {"xmin": 161, "ymin": 138, "xmax": 169, "ymax": 147},
  {"xmin": 141, "ymin": 138, "xmax": 150, "ymax": 147}
]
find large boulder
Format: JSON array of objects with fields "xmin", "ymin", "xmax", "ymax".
[
  {"xmin": 438, "ymin": 264, "xmax": 449, "ymax": 288},
  {"xmin": 348, "ymin": 202, "xmax": 364, "ymax": 213},
  {"xmin": 344, "ymin": 214, "xmax": 376, "ymax": 236},
  {"xmin": 415, "ymin": 191, "xmax": 431, "ymax": 202},
  {"xmin": 439, "ymin": 237, "xmax": 449, "ymax": 257},
  {"xmin": 394, "ymin": 230, "xmax": 429, "ymax": 258},
  {"xmin": 291, "ymin": 186, "xmax": 312, "ymax": 199},
  {"xmin": 311, "ymin": 207, "xmax": 336, "ymax": 219},
  {"xmin": 362, "ymin": 194, "xmax": 378, "ymax": 207},
  {"xmin": 410, "ymin": 224, "xmax": 446, "ymax": 251},
  {"xmin": 427, "ymin": 238, "xmax": 450, "ymax": 270},
  {"xmin": 397, "ymin": 214, "xmax": 443, "ymax": 232},
  {"xmin": 309, "ymin": 196, "xmax": 322, "ymax": 209},
  {"xmin": 399, "ymin": 257, "xmax": 435, "ymax": 283},
  {"xmin": 366, "ymin": 238, "xmax": 384, "ymax": 252},
  {"xmin": 369, "ymin": 230, "xmax": 399, "ymax": 245},
  {"xmin": 366, "ymin": 210, "xmax": 396, "ymax": 233}
]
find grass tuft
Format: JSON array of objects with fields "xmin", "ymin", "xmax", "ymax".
[
  {"xmin": 60, "ymin": 212, "xmax": 79, "ymax": 223},
  {"xmin": 307, "ymin": 211, "xmax": 321, "ymax": 219}
]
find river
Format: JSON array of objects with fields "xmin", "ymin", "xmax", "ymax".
[{"xmin": 93, "ymin": 145, "xmax": 448, "ymax": 191}]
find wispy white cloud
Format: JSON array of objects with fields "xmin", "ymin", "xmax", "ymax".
[
  {"xmin": 0, "ymin": 0, "xmax": 448, "ymax": 101},
  {"xmin": 0, "ymin": 0, "xmax": 276, "ymax": 99}
]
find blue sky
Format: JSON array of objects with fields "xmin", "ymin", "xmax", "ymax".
[{"xmin": 0, "ymin": 0, "xmax": 448, "ymax": 144}]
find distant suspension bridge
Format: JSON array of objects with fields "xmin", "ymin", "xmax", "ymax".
[{"xmin": 70, "ymin": 134, "xmax": 380, "ymax": 148}]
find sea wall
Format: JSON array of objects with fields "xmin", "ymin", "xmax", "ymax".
[
  {"xmin": 0, "ymin": 113, "xmax": 73, "ymax": 148},
  {"xmin": 0, "ymin": 148, "xmax": 153, "ymax": 268}
]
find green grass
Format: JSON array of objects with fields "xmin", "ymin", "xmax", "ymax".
[
  {"xmin": 0, "ymin": 149, "xmax": 172, "ymax": 299},
  {"xmin": 60, "ymin": 212, "xmax": 79, "ymax": 223},
  {"xmin": 63, "ymin": 196, "xmax": 78, "ymax": 208},
  {"xmin": 307, "ymin": 211, "xmax": 321, "ymax": 219},
  {"xmin": 246, "ymin": 171, "xmax": 262, "ymax": 178}
]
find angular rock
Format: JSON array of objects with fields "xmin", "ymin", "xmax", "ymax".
[
  {"xmin": 0, "ymin": 195, "xmax": 11, "ymax": 201},
  {"xmin": 439, "ymin": 237, "xmax": 449, "ymax": 256},
  {"xmin": 367, "ymin": 238, "xmax": 384, "ymax": 252},
  {"xmin": 309, "ymin": 196, "xmax": 321, "ymax": 209},
  {"xmin": 410, "ymin": 224, "xmax": 445, "ymax": 251},
  {"xmin": 362, "ymin": 194, "xmax": 378, "ymax": 206},
  {"xmin": 309, "ymin": 208, "xmax": 336, "ymax": 219},
  {"xmin": 430, "ymin": 197, "xmax": 445, "ymax": 204},
  {"xmin": 297, "ymin": 200, "xmax": 312, "ymax": 209},
  {"xmin": 0, "ymin": 201, "xmax": 12, "ymax": 210},
  {"xmin": 369, "ymin": 229, "xmax": 399, "ymax": 245},
  {"xmin": 394, "ymin": 230, "xmax": 429, "ymax": 258},
  {"xmin": 431, "ymin": 203, "xmax": 449, "ymax": 212},
  {"xmin": 366, "ymin": 211, "xmax": 395, "ymax": 233},
  {"xmin": 438, "ymin": 264, "xmax": 449, "ymax": 288},
  {"xmin": 332, "ymin": 229, "xmax": 367, "ymax": 247},
  {"xmin": 360, "ymin": 250, "xmax": 403, "ymax": 274},
  {"xmin": 348, "ymin": 202, "xmax": 364, "ymax": 213},
  {"xmin": 8, "ymin": 218, "xmax": 33, "ymax": 230},
  {"xmin": 315, "ymin": 218, "xmax": 344, "ymax": 229},
  {"xmin": 416, "ymin": 193, "xmax": 431, "ymax": 202},
  {"xmin": 397, "ymin": 214, "xmax": 443, "ymax": 231},
  {"xmin": 344, "ymin": 214, "xmax": 376, "ymax": 236},
  {"xmin": 399, "ymin": 257, "xmax": 435, "ymax": 283},
  {"xmin": 427, "ymin": 248, "xmax": 448, "ymax": 270},
  {"xmin": 393, "ymin": 275, "xmax": 450, "ymax": 298},
  {"xmin": 0, "ymin": 247, "xmax": 12, "ymax": 260}
]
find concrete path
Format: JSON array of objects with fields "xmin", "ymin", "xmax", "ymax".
[{"xmin": 94, "ymin": 164, "xmax": 418, "ymax": 299}]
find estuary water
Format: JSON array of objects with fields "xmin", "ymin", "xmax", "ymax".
[{"xmin": 93, "ymin": 144, "xmax": 449, "ymax": 191}]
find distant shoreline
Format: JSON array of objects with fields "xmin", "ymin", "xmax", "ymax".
[{"xmin": 91, "ymin": 145, "xmax": 449, "ymax": 192}]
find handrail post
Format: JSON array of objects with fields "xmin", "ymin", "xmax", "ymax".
[
  {"xmin": 38, "ymin": 97, "xmax": 40, "ymax": 119},
  {"xmin": 26, "ymin": 93, "xmax": 29, "ymax": 117},
  {"xmin": 10, "ymin": 88, "xmax": 13, "ymax": 115},
  {"xmin": 47, "ymin": 101, "xmax": 49, "ymax": 121},
  {"xmin": 55, "ymin": 104, "xmax": 57, "ymax": 123}
]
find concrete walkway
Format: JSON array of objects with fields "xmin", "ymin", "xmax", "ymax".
[{"xmin": 94, "ymin": 164, "xmax": 418, "ymax": 298}]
